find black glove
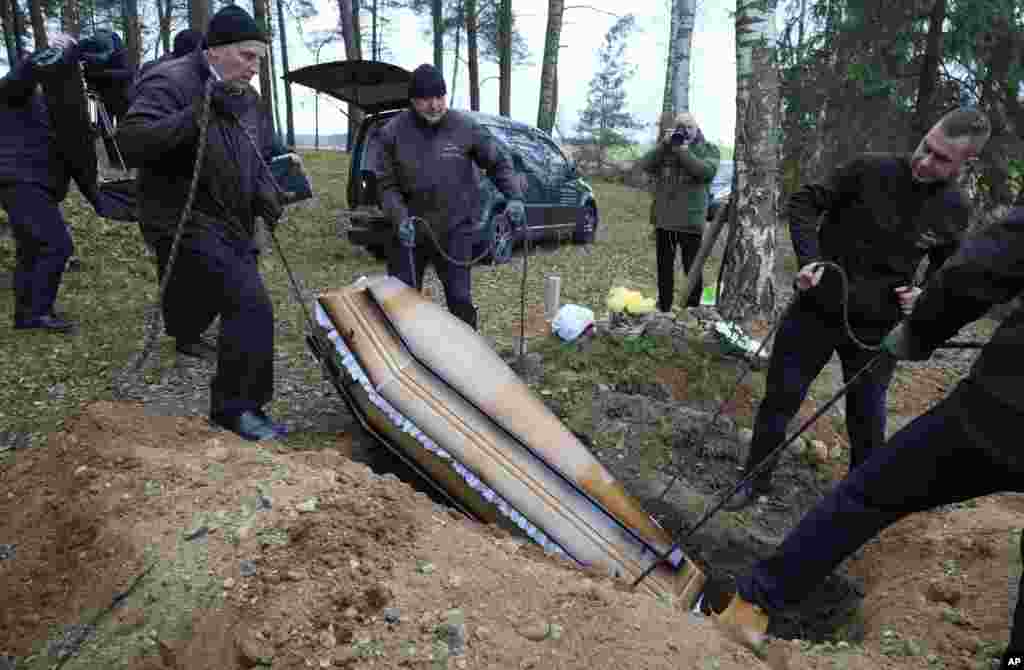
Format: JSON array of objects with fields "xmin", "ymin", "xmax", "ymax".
[
  {"xmin": 208, "ymin": 81, "xmax": 252, "ymax": 120},
  {"xmin": 880, "ymin": 322, "xmax": 931, "ymax": 361}
]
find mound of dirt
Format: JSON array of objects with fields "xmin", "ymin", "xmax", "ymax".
[{"xmin": 0, "ymin": 401, "xmax": 1017, "ymax": 670}]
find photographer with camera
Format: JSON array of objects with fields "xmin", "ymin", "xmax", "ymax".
[
  {"xmin": 118, "ymin": 5, "xmax": 288, "ymax": 442},
  {"xmin": 0, "ymin": 33, "xmax": 81, "ymax": 333},
  {"xmin": 638, "ymin": 111, "xmax": 720, "ymax": 313}
]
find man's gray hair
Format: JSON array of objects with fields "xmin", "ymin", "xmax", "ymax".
[{"xmin": 938, "ymin": 108, "xmax": 991, "ymax": 155}]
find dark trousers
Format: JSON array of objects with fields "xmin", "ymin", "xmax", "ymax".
[
  {"xmin": 743, "ymin": 299, "xmax": 896, "ymax": 486},
  {"xmin": 656, "ymin": 228, "xmax": 703, "ymax": 311},
  {"xmin": 1, "ymin": 184, "xmax": 73, "ymax": 324},
  {"xmin": 737, "ymin": 382, "xmax": 1024, "ymax": 654},
  {"xmin": 387, "ymin": 223, "xmax": 476, "ymax": 327},
  {"xmin": 151, "ymin": 231, "xmax": 274, "ymax": 418}
]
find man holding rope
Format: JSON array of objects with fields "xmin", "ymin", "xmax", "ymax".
[
  {"xmin": 719, "ymin": 205, "xmax": 1024, "ymax": 669},
  {"xmin": 727, "ymin": 108, "xmax": 991, "ymax": 510},
  {"xmin": 118, "ymin": 6, "xmax": 286, "ymax": 441},
  {"xmin": 375, "ymin": 64, "xmax": 525, "ymax": 331}
]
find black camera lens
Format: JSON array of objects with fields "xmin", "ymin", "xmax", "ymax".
[{"xmin": 670, "ymin": 129, "xmax": 688, "ymax": 146}]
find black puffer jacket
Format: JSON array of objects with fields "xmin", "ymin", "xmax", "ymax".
[
  {"xmin": 789, "ymin": 153, "xmax": 970, "ymax": 335},
  {"xmin": 0, "ymin": 58, "xmax": 70, "ymax": 199},
  {"xmin": 376, "ymin": 109, "xmax": 523, "ymax": 239},
  {"xmin": 118, "ymin": 49, "xmax": 280, "ymax": 242}
]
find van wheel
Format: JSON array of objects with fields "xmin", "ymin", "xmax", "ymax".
[
  {"xmin": 573, "ymin": 203, "xmax": 598, "ymax": 244},
  {"xmin": 486, "ymin": 212, "xmax": 515, "ymax": 265}
]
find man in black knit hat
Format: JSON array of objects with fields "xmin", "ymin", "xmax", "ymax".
[
  {"xmin": 375, "ymin": 63, "xmax": 525, "ymax": 330},
  {"xmin": 120, "ymin": 5, "xmax": 289, "ymax": 441}
]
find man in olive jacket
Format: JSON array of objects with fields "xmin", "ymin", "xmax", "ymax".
[
  {"xmin": 638, "ymin": 111, "xmax": 720, "ymax": 311},
  {"xmin": 376, "ymin": 64, "xmax": 525, "ymax": 330},
  {"xmin": 118, "ymin": 6, "xmax": 286, "ymax": 442},
  {"xmin": 727, "ymin": 108, "xmax": 990, "ymax": 511}
]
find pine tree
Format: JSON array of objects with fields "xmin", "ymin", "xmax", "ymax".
[{"xmin": 576, "ymin": 15, "xmax": 644, "ymax": 172}]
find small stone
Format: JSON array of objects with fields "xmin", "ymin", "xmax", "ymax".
[
  {"xmin": 235, "ymin": 628, "xmax": 274, "ymax": 667},
  {"xmin": 811, "ymin": 439, "xmax": 830, "ymax": 462},
  {"xmin": 415, "ymin": 561, "xmax": 435, "ymax": 575},
  {"xmin": 343, "ymin": 607, "xmax": 359, "ymax": 620},
  {"xmin": 383, "ymin": 608, "xmax": 401, "ymax": 624},
  {"xmin": 296, "ymin": 498, "xmax": 319, "ymax": 513},
  {"xmin": 318, "ymin": 628, "xmax": 337, "ymax": 649},
  {"xmin": 447, "ymin": 575, "xmax": 463, "ymax": 588},
  {"xmin": 204, "ymin": 440, "xmax": 230, "ymax": 462},
  {"xmin": 517, "ymin": 619, "xmax": 550, "ymax": 641},
  {"xmin": 285, "ymin": 570, "xmax": 305, "ymax": 582},
  {"xmin": 239, "ymin": 560, "xmax": 257, "ymax": 578},
  {"xmin": 74, "ymin": 465, "xmax": 89, "ymax": 477},
  {"xmin": 224, "ymin": 578, "xmax": 236, "ymax": 589},
  {"xmin": 474, "ymin": 626, "xmax": 491, "ymax": 640}
]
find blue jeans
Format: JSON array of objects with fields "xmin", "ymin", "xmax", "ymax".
[
  {"xmin": 737, "ymin": 382, "xmax": 1024, "ymax": 650},
  {"xmin": 743, "ymin": 299, "xmax": 896, "ymax": 487}
]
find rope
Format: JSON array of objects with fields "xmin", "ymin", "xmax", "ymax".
[
  {"xmin": 113, "ymin": 78, "xmax": 215, "ymax": 396},
  {"xmin": 634, "ymin": 261, "xmax": 909, "ymax": 588}
]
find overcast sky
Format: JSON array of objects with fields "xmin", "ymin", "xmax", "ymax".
[
  {"xmin": 1, "ymin": 0, "xmax": 741, "ymax": 146},
  {"xmin": 277, "ymin": 0, "xmax": 739, "ymax": 146}
]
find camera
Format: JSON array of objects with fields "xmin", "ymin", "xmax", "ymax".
[{"xmin": 670, "ymin": 126, "xmax": 692, "ymax": 147}]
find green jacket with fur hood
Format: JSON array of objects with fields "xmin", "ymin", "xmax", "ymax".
[{"xmin": 638, "ymin": 139, "xmax": 720, "ymax": 234}]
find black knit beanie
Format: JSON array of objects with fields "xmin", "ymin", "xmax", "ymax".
[
  {"xmin": 409, "ymin": 64, "xmax": 446, "ymax": 99},
  {"xmin": 173, "ymin": 29, "xmax": 204, "ymax": 57},
  {"xmin": 206, "ymin": 6, "xmax": 267, "ymax": 47}
]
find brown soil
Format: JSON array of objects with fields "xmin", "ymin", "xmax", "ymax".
[{"xmin": 2, "ymin": 397, "xmax": 1020, "ymax": 670}]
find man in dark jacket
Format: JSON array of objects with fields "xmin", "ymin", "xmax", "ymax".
[
  {"xmin": 727, "ymin": 108, "xmax": 990, "ymax": 510},
  {"xmin": 0, "ymin": 33, "xmax": 80, "ymax": 334},
  {"xmin": 719, "ymin": 206, "xmax": 1024, "ymax": 669},
  {"xmin": 136, "ymin": 29, "xmax": 205, "ymax": 82},
  {"xmin": 118, "ymin": 5, "xmax": 286, "ymax": 442},
  {"xmin": 375, "ymin": 64, "xmax": 525, "ymax": 330},
  {"xmin": 637, "ymin": 111, "xmax": 720, "ymax": 311}
]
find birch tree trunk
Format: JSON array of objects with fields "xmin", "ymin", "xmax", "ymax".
[
  {"xmin": 466, "ymin": 0, "xmax": 479, "ymax": 111},
  {"xmin": 718, "ymin": 0, "xmax": 780, "ymax": 324},
  {"xmin": 661, "ymin": 0, "xmax": 695, "ymax": 116},
  {"xmin": 28, "ymin": 0, "xmax": 47, "ymax": 50},
  {"xmin": 536, "ymin": 0, "xmax": 564, "ymax": 134}
]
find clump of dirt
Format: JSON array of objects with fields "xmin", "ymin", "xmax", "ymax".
[{"xmin": 0, "ymin": 401, "xmax": 1017, "ymax": 670}]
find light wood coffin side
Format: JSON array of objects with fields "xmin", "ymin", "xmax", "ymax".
[{"xmin": 317, "ymin": 280, "xmax": 704, "ymax": 604}]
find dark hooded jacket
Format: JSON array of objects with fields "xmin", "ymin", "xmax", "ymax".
[
  {"xmin": 0, "ymin": 58, "xmax": 71, "ymax": 199},
  {"xmin": 375, "ymin": 108, "xmax": 523, "ymax": 239},
  {"xmin": 117, "ymin": 49, "xmax": 281, "ymax": 242},
  {"xmin": 789, "ymin": 153, "xmax": 970, "ymax": 336},
  {"xmin": 904, "ymin": 207, "xmax": 1024, "ymax": 467}
]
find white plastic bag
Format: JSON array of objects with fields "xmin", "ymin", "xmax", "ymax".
[{"xmin": 551, "ymin": 304, "xmax": 595, "ymax": 342}]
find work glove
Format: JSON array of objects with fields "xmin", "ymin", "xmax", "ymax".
[
  {"xmin": 880, "ymin": 322, "xmax": 931, "ymax": 361},
  {"xmin": 209, "ymin": 81, "xmax": 251, "ymax": 120},
  {"xmin": 397, "ymin": 216, "xmax": 417, "ymax": 248},
  {"xmin": 505, "ymin": 199, "xmax": 526, "ymax": 228}
]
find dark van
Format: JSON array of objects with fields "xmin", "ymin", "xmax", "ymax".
[{"xmin": 285, "ymin": 60, "xmax": 600, "ymax": 263}]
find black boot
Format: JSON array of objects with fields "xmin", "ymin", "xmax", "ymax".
[{"xmin": 449, "ymin": 302, "xmax": 478, "ymax": 331}]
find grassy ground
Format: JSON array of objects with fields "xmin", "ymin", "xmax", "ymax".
[{"xmin": 0, "ymin": 149, "xmax": 764, "ymax": 446}]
